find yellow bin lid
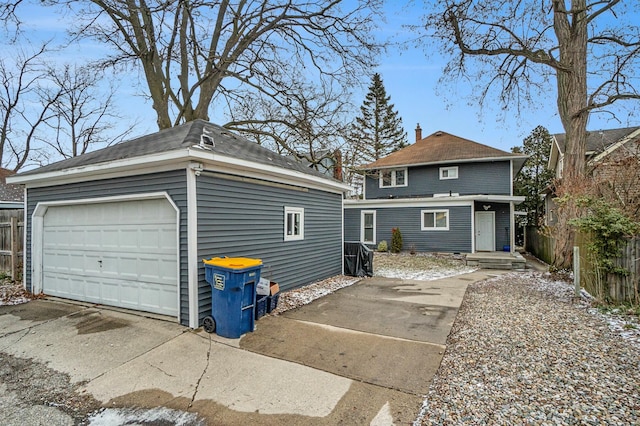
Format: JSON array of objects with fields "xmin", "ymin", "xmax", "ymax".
[{"xmin": 203, "ymin": 257, "xmax": 262, "ymax": 269}]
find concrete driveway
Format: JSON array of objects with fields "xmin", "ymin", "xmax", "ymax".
[{"xmin": 0, "ymin": 270, "xmax": 501, "ymax": 425}]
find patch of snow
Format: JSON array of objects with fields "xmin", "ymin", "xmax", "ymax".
[
  {"xmin": 374, "ymin": 267, "xmax": 476, "ymax": 281},
  {"xmin": 88, "ymin": 407, "xmax": 205, "ymax": 426},
  {"xmin": 0, "ymin": 297, "xmax": 29, "ymax": 306}
]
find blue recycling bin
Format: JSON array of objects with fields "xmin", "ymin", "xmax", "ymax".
[{"xmin": 202, "ymin": 257, "xmax": 262, "ymax": 338}]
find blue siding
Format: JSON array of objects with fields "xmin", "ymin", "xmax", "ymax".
[
  {"xmin": 344, "ymin": 205, "xmax": 472, "ymax": 253},
  {"xmin": 196, "ymin": 173, "xmax": 343, "ymax": 323},
  {"xmin": 24, "ymin": 170, "xmax": 190, "ymax": 325},
  {"xmin": 365, "ymin": 161, "xmax": 512, "ymax": 199}
]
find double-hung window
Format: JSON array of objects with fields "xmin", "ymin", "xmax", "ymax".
[
  {"xmin": 361, "ymin": 210, "xmax": 376, "ymax": 244},
  {"xmin": 284, "ymin": 207, "xmax": 304, "ymax": 241},
  {"xmin": 421, "ymin": 210, "xmax": 449, "ymax": 231},
  {"xmin": 379, "ymin": 168, "xmax": 408, "ymax": 188}
]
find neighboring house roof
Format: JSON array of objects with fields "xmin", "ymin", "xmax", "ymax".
[
  {"xmin": 0, "ymin": 168, "xmax": 23, "ymax": 203},
  {"xmin": 548, "ymin": 126, "xmax": 640, "ymax": 174},
  {"xmin": 9, "ymin": 120, "xmax": 349, "ymax": 193},
  {"xmin": 364, "ymin": 130, "xmax": 526, "ymax": 170},
  {"xmin": 554, "ymin": 126, "xmax": 640, "ymax": 155}
]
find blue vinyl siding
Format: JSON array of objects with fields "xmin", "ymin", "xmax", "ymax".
[
  {"xmin": 344, "ymin": 205, "xmax": 472, "ymax": 253},
  {"xmin": 24, "ymin": 170, "xmax": 190, "ymax": 325},
  {"xmin": 365, "ymin": 161, "xmax": 512, "ymax": 199},
  {"xmin": 196, "ymin": 172, "xmax": 343, "ymax": 323}
]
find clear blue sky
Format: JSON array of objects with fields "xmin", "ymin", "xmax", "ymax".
[{"xmin": 9, "ymin": 2, "xmax": 640, "ymax": 154}]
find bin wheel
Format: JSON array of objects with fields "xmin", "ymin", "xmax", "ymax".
[{"xmin": 202, "ymin": 316, "xmax": 216, "ymax": 334}]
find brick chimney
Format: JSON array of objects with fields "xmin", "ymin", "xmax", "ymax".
[{"xmin": 415, "ymin": 123, "xmax": 422, "ymax": 142}]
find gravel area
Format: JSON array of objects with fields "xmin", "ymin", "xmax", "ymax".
[{"xmin": 416, "ymin": 271, "xmax": 640, "ymax": 425}]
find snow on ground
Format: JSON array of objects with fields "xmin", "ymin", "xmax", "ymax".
[
  {"xmin": 0, "ymin": 279, "xmax": 31, "ymax": 306},
  {"xmin": 88, "ymin": 407, "xmax": 205, "ymax": 426}
]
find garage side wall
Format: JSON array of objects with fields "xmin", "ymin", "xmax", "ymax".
[
  {"xmin": 344, "ymin": 205, "xmax": 472, "ymax": 253},
  {"xmin": 25, "ymin": 170, "xmax": 189, "ymax": 324},
  {"xmin": 196, "ymin": 173, "xmax": 343, "ymax": 322}
]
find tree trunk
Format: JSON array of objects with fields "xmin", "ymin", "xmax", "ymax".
[{"xmin": 552, "ymin": 0, "xmax": 589, "ymax": 269}]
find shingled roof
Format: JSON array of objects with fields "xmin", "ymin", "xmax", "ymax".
[
  {"xmin": 553, "ymin": 126, "xmax": 640, "ymax": 155},
  {"xmin": 364, "ymin": 130, "xmax": 522, "ymax": 169},
  {"xmin": 16, "ymin": 119, "xmax": 330, "ymax": 180}
]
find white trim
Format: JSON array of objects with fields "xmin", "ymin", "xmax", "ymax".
[
  {"xmin": 470, "ymin": 204, "xmax": 476, "ymax": 254},
  {"xmin": 510, "ymin": 202, "xmax": 515, "ymax": 253},
  {"xmin": 186, "ymin": 167, "xmax": 199, "ymax": 328},
  {"xmin": 22, "ymin": 187, "xmax": 27, "ymax": 291},
  {"xmin": 7, "ymin": 147, "xmax": 352, "ymax": 195},
  {"xmin": 360, "ymin": 210, "xmax": 376, "ymax": 244},
  {"xmin": 591, "ymin": 128, "xmax": 640, "ymax": 163},
  {"xmin": 510, "ymin": 159, "xmax": 514, "ymax": 196},
  {"xmin": 31, "ymin": 192, "xmax": 181, "ymax": 322},
  {"xmin": 341, "ymin": 198, "xmax": 345, "ymax": 275},
  {"xmin": 284, "ymin": 206, "xmax": 304, "ymax": 241},
  {"xmin": 378, "ymin": 167, "xmax": 408, "ymax": 188},
  {"xmin": 439, "ymin": 166, "xmax": 458, "ymax": 180},
  {"xmin": 421, "ymin": 209, "xmax": 450, "ymax": 231},
  {"xmin": 344, "ymin": 194, "xmax": 524, "ymax": 209},
  {"xmin": 433, "ymin": 192, "xmax": 459, "ymax": 197}
]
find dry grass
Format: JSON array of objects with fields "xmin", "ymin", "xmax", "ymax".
[{"xmin": 373, "ymin": 252, "xmax": 467, "ymax": 272}]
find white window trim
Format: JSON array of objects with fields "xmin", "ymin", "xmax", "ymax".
[
  {"xmin": 421, "ymin": 209, "xmax": 450, "ymax": 231},
  {"xmin": 378, "ymin": 168, "xmax": 408, "ymax": 188},
  {"xmin": 439, "ymin": 166, "xmax": 458, "ymax": 180},
  {"xmin": 361, "ymin": 210, "xmax": 376, "ymax": 244},
  {"xmin": 284, "ymin": 206, "xmax": 304, "ymax": 241}
]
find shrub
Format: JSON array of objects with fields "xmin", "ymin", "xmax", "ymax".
[
  {"xmin": 391, "ymin": 227, "xmax": 403, "ymax": 253},
  {"xmin": 377, "ymin": 240, "xmax": 388, "ymax": 252}
]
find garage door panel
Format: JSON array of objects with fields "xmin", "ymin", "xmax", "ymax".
[{"xmin": 42, "ymin": 198, "xmax": 179, "ymax": 317}]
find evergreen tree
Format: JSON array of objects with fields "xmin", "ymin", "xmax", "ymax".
[
  {"xmin": 350, "ymin": 73, "xmax": 407, "ymax": 163},
  {"xmin": 512, "ymin": 126, "xmax": 555, "ymax": 225}
]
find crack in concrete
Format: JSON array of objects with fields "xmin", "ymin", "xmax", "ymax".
[
  {"xmin": 147, "ymin": 362, "xmax": 175, "ymax": 378},
  {"xmin": 189, "ymin": 333, "xmax": 212, "ymax": 408},
  {"xmin": 0, "ymin": 328, "xmax": 30, "ymax": 352}
]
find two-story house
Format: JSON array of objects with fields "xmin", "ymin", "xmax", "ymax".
[{"xmin": 344, "ymin": 127, "xmax": 527, "ymax": 253}]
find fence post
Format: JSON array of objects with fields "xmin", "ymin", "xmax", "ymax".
[
  {"xmin": 10, "ymin": 216, "xmax": 18, "ymax": 280},
  {"xmin": 573, "ymin": 246, "xmax": 580, "ymax": 297}
]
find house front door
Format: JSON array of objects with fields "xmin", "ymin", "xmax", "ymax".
[{"xmin": 475, "ymin": 211, "xmax": 495, "ymax": 252}]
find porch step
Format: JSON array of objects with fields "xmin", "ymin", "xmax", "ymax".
[{"xmin": 465, "ymin": 253, "xmax": 526, "ymax": 270}]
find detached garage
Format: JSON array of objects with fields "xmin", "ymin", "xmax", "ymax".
[{"xmin": 9, "ymin": 120, "xmax": 349, "ymax": 328}]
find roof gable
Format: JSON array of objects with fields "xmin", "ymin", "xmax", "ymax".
[
  {"xmin": 15, "ymin": 120, "xmax": 330, "ymax": 180},
  {"xmin": 364, "ymin": 130, "xmax": 521, "ymax": 169},
  {"xmin": 553, "ymin": 126, "xmax": 640, "ymax": 155}
]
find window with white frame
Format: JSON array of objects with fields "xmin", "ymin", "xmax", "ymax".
[
  {"xmin": 379, "ymin": 168, "xmax": 408, "ymax": 188},
  {"xmin": 361, "ymin": 210, "xmax": 376, "ymax": 244},
  {"xmin": 421, "ymin": 209, "xmax": 449, "ymax": 230},
  {"xmin": 439, "ymin": 166, "xmax": 458, "ymax": 180},
  {"xmin": 284, "ymin": 207, "xmax": 304, "ymax": 241}
]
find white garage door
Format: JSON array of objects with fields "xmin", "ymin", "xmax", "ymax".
[{"xmin": 42, "ymin": 198, "xmax": 179, "ymax": 317}]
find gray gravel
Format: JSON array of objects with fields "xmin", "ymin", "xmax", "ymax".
[{"xmin": 416, "ymin": 272, "xmax": 640, "ymax": 425}]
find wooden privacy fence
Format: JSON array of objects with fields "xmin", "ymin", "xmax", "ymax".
[
  {"xmin": 525, "ymin": 226, "xmax": 555, "ymax": 265},
  {"xmin": 0, "ymin": 209, "xmax": 24, "ymax": 281},
  {"xmin": 577, "ymin": 233, "xmax": 640, "ymax": 305}
]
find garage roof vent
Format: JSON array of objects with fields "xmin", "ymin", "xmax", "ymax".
[{"xmin": 196, "ymin": 128, "xmax": 215, "ymax": 150}]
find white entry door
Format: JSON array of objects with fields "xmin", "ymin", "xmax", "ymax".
[
  {"xmin": 41, "ymin": 198, "xmax": 179, "ymax": 317},
  {"xmin": 475, "ymin": 211, "xmax": 495, "ymax": 252}
]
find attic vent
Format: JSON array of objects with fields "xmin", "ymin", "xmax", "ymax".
[
  {"xmin": 199, "ymin": 128, "xmax": 215, "ymax": 149},
  {"xmin": 435, "ymin": 131, "xmax": 443, "ymax": 136}
]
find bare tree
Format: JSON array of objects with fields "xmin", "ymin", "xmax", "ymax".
[
  {"xmin": 44, "ymin": 64, "xmax": 134, "ymax": 161},
  {"xmin": 0, "ymin": 44, "xmax": 62, "ymax": 171},
  {"xmin": 228, "ymin": 79, "xmax": 352, "ymax": 176},
  {"xmin": 40, "ymin": 0, "xmax": 382, "ymax": 131},
  {"xmin": 417, "ymin": 0, "xmax": 640, "ymax": 267}
]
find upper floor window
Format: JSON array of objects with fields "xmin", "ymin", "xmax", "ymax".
[
  {"xmin": 439, "ymin": 166, "xmax": 458, "ymax": 180},
  {"xmin": 284, "ymin": 206, "xmax": 304, "ymax": 241},
  {"xmin": 379, "ymin": 168, "xmax": 408, "ymax": 188}
]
